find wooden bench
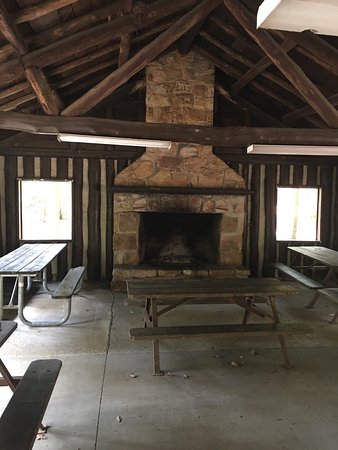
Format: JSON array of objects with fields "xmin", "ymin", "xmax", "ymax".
[
  {"xmin": 52, "ymin": 266, "xmax": 86, "ymax": 299},
  {"xmin": 129, "ymin": 322, "xmax": 312, "ymax": 341},
  {"xmin": 0, "ymin": 359, "xmax": 62, "ymax": 450},
  {"xmin": 318, "ymin": 288, "xmax": 338, "ymax": 323},
  {"xmin": 272, "ymin": 262, "xmax": 324, "ymax": 289}
]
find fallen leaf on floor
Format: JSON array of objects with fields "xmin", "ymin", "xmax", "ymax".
[
  {"xmin": 250, "ymin": 350, "xmax": 258, "ymax": 356},
  {"xmin": 230, "ymin": 361, "xmax": 239, "ymax": 367},
  {"xmin": 116, "ymin": 415, "xmax": 122, "ymax": 423},
  {"xmin": 129, "ymin": 373, "xmax": 137, "ymax": 378}
]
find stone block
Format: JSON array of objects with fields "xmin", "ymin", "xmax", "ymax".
[
  {"xmin": 116, "ymin": 212, "xmax": 140, "ymax": 233},
  {"xmin": 158, "ymin": 156, "xmax": 182, "ymax": 170},
  {"xmin": 113, "ymin": 233, "xmax": 138, "ymax": 250},
  {"xmin": 201, "ymin": 199, "xmax": 216, "ymax": 213},
  {"xmin": 113, "ymin": 250, "xmax": 139, "ymax": 265},
  {"xmin": 219, "ymin": 216, "xmax": 239, "ymax": 233},
  {"xmin": 157, "ymin": 270, "xmax": 183, "ymax": 277}
]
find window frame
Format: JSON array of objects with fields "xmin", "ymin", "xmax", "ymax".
[
  {"xmin": 275, "ymin": 184, "xmax": 322, "ymax": 243},
  {"xmin": 18, "ymin": 177, "xmax": 73, "ymax": 243}
]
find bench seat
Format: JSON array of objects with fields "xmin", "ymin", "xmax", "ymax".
[
  {"xmin": 129, "ymin": 322, "xmax": 312, "ymax": 341},
  {"xmin": 52, "ymin": 266, "xmax": 86, "ymax": 299},
  {"xmin": 0, "ymin": 359, "xmax": 62, "ymax": 450},
  {"xmin": 272, "ymin": 262, "xmax": 324, "ymax": 289}
]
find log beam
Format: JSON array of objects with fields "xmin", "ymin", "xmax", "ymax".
[
  {"xmin": 118, "ymin": 0, "xmax": 133, "ymax": 67},
  {"xmin": 283, "ymin": 93, "xmax": 338, "ymax": 124},
  {"xmin": 0, "ymin": 112, "xmax": 337, "ymax": 147},
  {"xmin": 232, "ymin": 39, "xmax": 296, "ymax": 93},
  {"xmin": 25, "ymin": 66, "xmax": 63, "ymax": 115},
  {"xmin": 0, "ymin": 3, "xmax": 27, "ymax": 55},
  {"xmin": 21, "ymin": 0, "xmax": 201, "ymax": 69},
  {"xmin": 12, "ymin": 0, "xmax": 81, "ymax": 25},
  {"xmin": 61, "ymin": 0, "xmax": 223, "ymax": 116},
  {"xmin": 223, "ymin": 0, "xmax": 338, "ymax": 128}
]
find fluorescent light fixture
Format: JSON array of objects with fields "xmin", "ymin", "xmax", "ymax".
[
  {"xmin": 57, "ymin": 133, "xmax": 172, "ymax": 149},
  {"xmin": 257, "ymin": 0, "xmax": 338, "ymax": 36},
  {"xmin": 247, "ymin": 144, "xmax": 338, "ymax": 155}
]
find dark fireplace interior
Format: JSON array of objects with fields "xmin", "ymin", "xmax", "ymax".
[{"xmin": 139, "ymin": 212, "xmax": 221, "ymax": 267}]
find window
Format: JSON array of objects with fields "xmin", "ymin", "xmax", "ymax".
[
  {"xmin": 19, "ymin": 179, "xmax": 72, "ymax": 241},
  {"xmin": 276, "ymin": 187, "xmax": 321, "ymax": 241}
]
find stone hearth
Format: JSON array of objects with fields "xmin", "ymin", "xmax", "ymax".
[{"xmin": 113, "ymin": 51, "xmax": 248, "ymax": 283}]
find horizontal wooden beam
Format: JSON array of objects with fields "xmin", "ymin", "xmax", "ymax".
[
  {"xmin": 109, "ymin": 185, "xmax": 253, "ymax": 195},
  {"xmin": 12, "ymin": 0, "xmax": 81, "ymax": 24},
  {"xmin": 0, "ymin": 112, "xmax": 338, "ymax": 147}
]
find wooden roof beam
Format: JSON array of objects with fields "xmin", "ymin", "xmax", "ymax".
[
  {"xmin": 0, "ymin": 1, "xmax": 62, "ymax": 115},
  {"xmin": 232, "ymin": 39, "xmax": 296, "ymax": 93},
  {"xmin": 25, "ymin": 66, "xmax": 63, "ymax": 115},
  {"xmin": 118, "ymin": 0, "xmax": 133, "ymax": 67},
  {"xmin": 223, "ymin": 0, "xmax": 338, "ymax": 128},
  {"xmin": 12, "ymin": 0, "xmax": 81, "ymax": 25},
  {"xmin": 61, "ymin": 0, "xmax": 223, "ymax": 116},
  {"xmin": 0, "ymin": 112, "xmax": 336, "ymax": 147},
  {"xmin": 283, "ymin": 93, "xmax": 338, "ymax": 124},
  {"xmin": 215, "ymin": 83, "xmax": 286, "ymax": 127},
  {"xmin": 22, "ymin": 0, "xmax": 202, "ymax": 69},
  {"xmin": 0, "ymin": 3, "xmax": 27, "ymax": 55}
]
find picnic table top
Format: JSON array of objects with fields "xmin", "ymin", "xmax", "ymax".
[
  {"xmin": 288, "ymin": 246, "xmax": 338, "ymax": 268},
  {"xmin": 0, "ymin": 243, "xmax": 66, "ymax": 275},
  {"xmin": 127, "ymin": 277, "xmax": 298, "ymax": 300}
]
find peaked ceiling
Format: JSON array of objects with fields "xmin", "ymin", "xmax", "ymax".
[{"xmin": 0, "ymin": 0, "xmax": 337, "ymax": 136}]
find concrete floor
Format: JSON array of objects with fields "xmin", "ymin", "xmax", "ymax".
[{"xmin": 1, "ymin": 281, "xmax": 338, "ymax": 449}]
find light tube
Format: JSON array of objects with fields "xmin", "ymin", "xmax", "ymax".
[
  {"xmin": 247, "ymin": 144, "xmax": 338, "ymax": 155},
  {"xmin": 57, "ymin": 133, "xmax": 172, "ymax": 149}
]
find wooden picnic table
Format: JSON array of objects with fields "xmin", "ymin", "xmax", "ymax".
[
  {"xmin": 127, "ymin": 277, "xmax": 311, "ymax": 374},
  {"xmin": 288, "ymin": 245, "xmax": 338, "ymax": 310},
  {"xmin": 0, "ymin": 243, "xmax": 66, "ymax": 325}
]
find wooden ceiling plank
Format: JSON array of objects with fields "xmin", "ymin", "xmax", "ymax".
[
  {"xmin": 25, "ymin": 66, "xmax": 63, "ymax": 115},
  {"xmin": 0, "ymin": 80, "xmax": 30, "ymax": 101},
  {"xmin": 179, "ymin": 18, "xmax": 207, "ymax": 55},
  {"xmin": 118, "ymin": 0, "xmax": 133, "ymax": 67},
  {"xmin": 21, "ymin": 0, "xmax": 201, "ymax": 69},
  {"xmin": 0, "ymin": 2, "xmax": 27, "ymax": 55},
  {"xmin": 0, "ymin": 111, "xmax": 337, "ymax": 147},
  {"xmin": 12, "ymin": 0, "xmax": 82, "ymax": 25},
  {"xmin": 283, "ymin": 93, "xmax": 338, "ymax": 123},
  {"xmin": 61, "ymin": 0, "xmax": 223, "ymax": 116},
  {"xmin": 223, "ymin": 0, "xmax": 338, "ymax": 128},
  {"xmin": 232, "ymin": 39, "xmax": 296, "ymax": 92}
]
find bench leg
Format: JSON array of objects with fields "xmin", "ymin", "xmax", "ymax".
[
  {"xmin": 242, "ymin": 297, "xmax": 253, "ymax": 324},
  {"xmin": 0, "ymin": 358, "xmax": 17, "ymax": 392},
  {"xmin": 278, "ymin": 335, "xmax": 291, "ymax": 368},
  {"xmin": 329, "ymin": 310, "xmax": 338, "ymax": 324},
  {"xmin": 151, "ymin": 299, "xmax": 162, "ymax": 376}
]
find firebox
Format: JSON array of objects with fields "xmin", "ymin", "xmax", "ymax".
[{"xmin": 139, "ymin": 212, "xmax": 221, "ymax": 267}]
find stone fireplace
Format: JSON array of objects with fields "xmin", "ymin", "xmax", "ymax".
[{"xmin": 113, "ymin": 50, "xmax": 248, "ymax": 283}]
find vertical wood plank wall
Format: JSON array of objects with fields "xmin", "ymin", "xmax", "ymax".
[{"xmin": 0, "ymin": 155, "xmax": 337, "ymax": 280}]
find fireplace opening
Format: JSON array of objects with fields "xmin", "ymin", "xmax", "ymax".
[{"xmin": 139, "ymin": 212, "xmax": 221, "ymax": 267}]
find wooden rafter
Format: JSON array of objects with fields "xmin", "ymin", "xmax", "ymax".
[
  {"xmin": 215, "ymin": 83, "xmax": 286, "ymax": 127},
  {"xmin": 22, "ymin": 0, "xmax": 201, "ymax": 69},
  {"xmin": 12, "ymin": 0, "xmax": 81, "ymax": 24},
  {"xmin": 0, "ymin": 112, "xmax": 337, "ymax": 147},
  {"xmin": 286, "ymin": 31, "xmax": 338, "ymax": 78},
  {"xmin": 0, "ymin": 1, "xmax": 62, "ymax": 115},
  {"xmin": 283, "ymin": 93, "xmax": 338, "ymax": 124},
  {"xmin": 200, "ymin": 31, "xmax": 298, "ymax": 96},
  {"xmin": 223, "ymin": 0, "xmax": 338, "ymax": 128},
  {"xmin": 194, "ymin": 45, "xmax": 325, "ymax": 128},
  {"xmin": 118, "ymin": 0, "xmax": 133, "ymax": 67},
  {"xmin": 25, "ymin": 67, "xmax": 63, "ymax": 115},
  {"xmin": 179, "ymin": 18, "xmax": 207, "ymax": 55},
  {"xmin": 61, "ymin": 0, "xmax": 223, "ymax": 116},
  {"xmin": 232, "ymin": 39, "xmax": 296, "ymax": 93},
  {"xmin": 0, "ymin": 3, "xmax": 27, "ymax": 55}
]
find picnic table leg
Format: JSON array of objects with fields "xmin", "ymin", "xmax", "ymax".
[
  {"xmin": 0, "ymin": 358, "xmax": 18, "ymax": 392},
  {"xmin": 150, "ymin": 299, "xmax": 161, "ymax": 376},
  {"xmin": 268, "ymin": 296, "xmax": 291, "ymax": 368},
  {"xmin": 242, "ymin": 296, "xmax": 253, "ymax": 324},
  {"xmin": 307, "ymin": 267, "xmax": 336, "ymax": 308}
]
